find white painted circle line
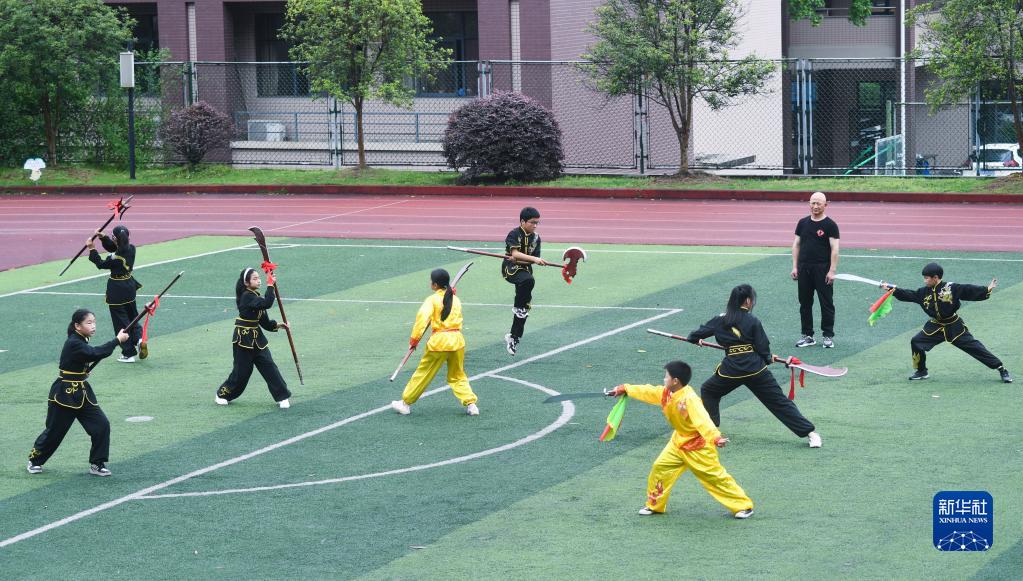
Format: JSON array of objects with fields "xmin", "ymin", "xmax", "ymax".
[
  {"xmin": 138, "ymin": 375, "xmax": 573, "ymax": 500},
  {"xmin": 0, "ymin": 309, "xmax": 679, "ymax": 549}
]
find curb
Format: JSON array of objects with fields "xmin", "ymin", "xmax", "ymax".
[{"xmin": 0, "ymin": 183, "xmax": 1018, "ymax": 204}]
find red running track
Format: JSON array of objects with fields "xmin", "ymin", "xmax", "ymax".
[{"xmin": 2, "ymin": 193, "xmax": 1022, "ymax": 272}]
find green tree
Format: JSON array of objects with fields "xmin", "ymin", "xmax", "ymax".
[
  {"xmin": 583, "ymin": 0, "xmax": 775, "ymax": 175},
  {"xmin": 787, "ymin": 0, "xmax": 876, "ymax": 26},
  {"xmin": 909, "ymin": 1, "xmax": 1023, "ymax": 152},
  {"xmin": 0, "ymin": 0, "xmax": 133, "ymax": 165},
  {"xmin": 282, "ymin": 0, "xmax": 451, "ymax": 168}
]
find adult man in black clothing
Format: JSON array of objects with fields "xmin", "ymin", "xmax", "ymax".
[
  {"xmin": 881, "ymin": 262, "xmax": 1012, "ymax": 383},
  {"xmin": 792, "ymin": 192, "xmax": 840, "ymax": 349}
]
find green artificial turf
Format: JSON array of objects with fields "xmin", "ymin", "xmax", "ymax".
[{"xmin": 0, "ymin": 237, "xmax": 1019, "ymax": 579}]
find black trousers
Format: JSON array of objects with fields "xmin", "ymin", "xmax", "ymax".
[
  {"xmin": 505, "ymin": 270, "xmax": 535, "ymax": 339},
  {"xmin": 109, "ymin": 302, "xmax": 142, "ymax": 357},
  {"xmin": 798, "ymin": 262, "xmax": 835, "ymax": 338},
  {"xmin": 218, "ymin": 345, "xmax": 291, "ymax": 402},
  {"xmin": 911, "ymin": 329, "xmax": 1003, "ymax": 373},
  {"xmin": 700, "ymin": 370, "xmax": 816, "ymax": 438},
  {"xmin": 29, "ymin": 401, "xmax": 110, "ymax": 466}
]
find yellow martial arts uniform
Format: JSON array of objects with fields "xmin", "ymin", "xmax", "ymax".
[
  {"xmin": 402, "ymin": 289, "xmax": 478, "ymax": 406},
  {"xmin": 622, "ymin": 383, "xmax": 753, "ymax": 515}
]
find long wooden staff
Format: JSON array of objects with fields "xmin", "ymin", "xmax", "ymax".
[
  {"xmin": 249, "ymin": 227, "xmax": 304, "ymax": 385},
  {"xmin": 87, "ymin": 271, "xmax": 183, "ymax": 373},
  {"xmin": 390, "ymin": 261, "xmax": 473, "ymax": 382},
  {"xmin": 58, "ymin": 195, "xmax": 134, "ymax": 276}
]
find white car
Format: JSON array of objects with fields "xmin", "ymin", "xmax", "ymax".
[{"xmin": 962, "ymin": 143, "xmax": 1022, "ymax": 176}]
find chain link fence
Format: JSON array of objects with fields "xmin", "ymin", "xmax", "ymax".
[{"xmin": 6, "ymin": 58, "xmax": 1007, "ymax": 174}]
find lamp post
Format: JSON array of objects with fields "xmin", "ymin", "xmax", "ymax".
[{"xmin": 119, "ymin": 42, "xmax": 136, "ymax": 180}]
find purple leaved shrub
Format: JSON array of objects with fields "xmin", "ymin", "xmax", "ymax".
[
  {"xmin": 162, "ymin": 102, "xmax": 235, "ymax": 166},
  {"xmin": 443, "ymin": 92, "xmax": 564, "ymax": 184}
]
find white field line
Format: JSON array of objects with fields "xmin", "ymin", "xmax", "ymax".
[
  {"xmin": 265, "ymin": 242, "xmax": 1023, "ymax": 262},
  {"xmin": 0, "ymin": 308, "xmax": 681, "ymax": 549},
  {"xmin": 22, "ymin": 291, "xmax": 677, "ymax": 312},
  {"xmin": 0, "ymin": 244, "xmax": 256, "ymax": 300},
  {"xmin": 266, "ymin": 200, "xmax": 409, "ymax": 232},
  {"xmin": 140, "ymin": 375, "xmax": 573, "ymax": 499}
]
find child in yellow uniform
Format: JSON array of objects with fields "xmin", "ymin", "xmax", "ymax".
[
  {"xmin": 608, "ymin": 361, "xmax": 754, "ymax": 519},
  {"xmin": 391, "ymin": 269, "xmax": 479, "ymax": 416}
]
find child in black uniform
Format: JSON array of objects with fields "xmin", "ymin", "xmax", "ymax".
[
  {"xmin": 27, "ymin": 309, "xmax": 129, "ymax": 476},
  {"xmin": 88, "ymin": 225, "xmax": 144, "ymax": 362},
  {"xmin": 502, "ymin": 207, "xmax": 550, "ymax": 355},
  {"xmin": 215, "ymin": 268, "xmax": 292, "ymax": 409},
  {"xmin": 882, "ymin": 262, "xmax": 1012, "ymax": 383},
  {"xmin": 687, "ymin": 284, "xmax": 822, "ymax": 448}
]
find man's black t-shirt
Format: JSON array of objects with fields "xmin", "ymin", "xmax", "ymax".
[{"xmin": 794, "ymin": 216, "xmax": 839, "ymax": 264}]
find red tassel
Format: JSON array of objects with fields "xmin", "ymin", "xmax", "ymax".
[
  {"xmin": 787, "ymin": 356, "xmax": 803, "ymax": 400},
  {"xmin": 141, "ymin": 296, "xmax": 160, "ymax": 342},
  {"xmin": 107, "ymin": 198, "xmax": 123, "ymax": 218},
  {"xmin": 260, "ymin": 260, "xmax": 277, "ymax": 274}
]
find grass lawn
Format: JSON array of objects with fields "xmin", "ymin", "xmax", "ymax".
[
  {"xmin": 3, "ymin": 164, "xmax": 1023, "ymax": 194},
  {"xmin": 0, "ymin": 236, "xmax": 1019, "ymax": 578}
]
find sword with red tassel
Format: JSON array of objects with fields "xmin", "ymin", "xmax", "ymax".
[
  {"xmin": 389, "ymin": 261, "xmax": 474, "ymax": 381},
  {"xmin": 646, "ymin": 329, "xmax": 847, "ymax": 399}
]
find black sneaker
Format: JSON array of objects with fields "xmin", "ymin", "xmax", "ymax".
[
  {"xmin": 999, "ymin": 368, "xmax": 1013, "ymax": 383},
  {"xmin": 795, "ymin": 335, "xmax": 816, "ymax": 348},
  {"xmin": 89, "ymin": 463, "xmax": 112, "ymax": 477},
  {"xmin": 908, "ymin": 370, "xmax": 929, "ymax": 381}
]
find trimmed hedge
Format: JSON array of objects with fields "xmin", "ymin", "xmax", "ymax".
[
  {"xmin": 162, "ymin": 102, "xmax": 235, "ymax": 167},
  {"xmin": 443, "ymin": 92, "xmax": 564, "ymax": 184}
]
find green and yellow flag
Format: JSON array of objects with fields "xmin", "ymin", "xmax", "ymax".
[
  {"xmin": 868, "ymin": 289, "xmax": 895, "ymax": 326},
  {"xmin": 599, "ymin": 396, "xmax": 629, "ymax": 442}
]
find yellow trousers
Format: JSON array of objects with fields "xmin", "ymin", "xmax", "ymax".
[
  {"xmin": 402, "ymin": 348, "xmax": 477, "ymax": 406},
  {"xmin": 645, "ymin": 440, "xmax": 753, "ymax": 515}
]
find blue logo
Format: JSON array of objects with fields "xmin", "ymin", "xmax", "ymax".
[{"xmin": 933, "ymin": 491, "xmax": 993, "ymax": 551}]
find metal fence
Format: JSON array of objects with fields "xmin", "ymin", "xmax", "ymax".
[{"xmin": 100, "ymin": 59, "xmax": 1023, "ymax": 173}]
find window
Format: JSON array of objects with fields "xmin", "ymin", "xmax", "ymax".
[
  {"xmin": 419, "ymin": 11, "xmax": 478, "ymax": 97},
  {"xmin": 255, "ymin": 13, "xmax": 309, "ymax": 97}
]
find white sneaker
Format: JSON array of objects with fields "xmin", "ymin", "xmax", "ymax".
[
  {"xmin": 808, "ymin": 431, "xmax": 822, "ymax": 448},
  {"xmin": 637, "ymin": 507, "xmax": 658, "ymax": 516},
  {"xmin": 504, "ymin": 333, "xmax": 518, "ymax": 356},
  {"xmin": 466, "ymin": 403, "xmax": 480, "ymax": 416},
  {"xmin": 734, "ymin": 508, "xmax": 754, "ymax": 519},
  {"xmin": 795, "ymin": 335, "xmax": 816, "ymax": 348},
  {"xmin": 27, "ymin": 462, "xmax": 42, "ymax": 474},
  {"xmin": 214, "ymin": 397, "xmax": 229, "ymax": 406},
  {"xmin": 117, "ymin": 355, "xmax": 136, "ymax": 363},
  {"xmin": 89, "ymin": 463, "xmax": 112, "ymax": 477},
  {"xmin": 278, "ymin": 399, "xmax": 290, "ymax": 409},
  {"xmin": 391, "ymin": 400, "xmax": 411, "ymax": 415}
]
